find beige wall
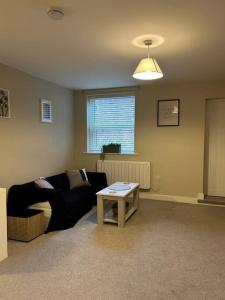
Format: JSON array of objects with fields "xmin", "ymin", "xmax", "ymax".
[
  {"xmin": 74, "ymin": 81, "xmax": 225, "ymax": 198},
  {"xmin": 0, "ymin": 63, "xmax": 75, "ymax": 188}
]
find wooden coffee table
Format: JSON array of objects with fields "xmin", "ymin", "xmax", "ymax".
[{"xmin": 96, "ymin": 182, "xmax": 140, "ymax": 227}]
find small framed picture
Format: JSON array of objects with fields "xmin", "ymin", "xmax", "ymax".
[
  {"xmin": 0, "ymin": 88, "xmax": 10, "ymax": 118},
  {"xmin": 157, "ymin": 99, "xmax": 180, "ymax": 126},
  {"xmin": 41, "ymin": 99, "xmax": 52, "ymax": 123}
]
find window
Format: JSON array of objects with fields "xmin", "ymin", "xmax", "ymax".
[{"xmin": 87, "ymin": 92, "xmax": 135, "ymax": 154}]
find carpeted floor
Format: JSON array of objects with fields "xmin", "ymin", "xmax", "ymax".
[{"xmin": 1, "ymin": 199, "xmax": 225, "ymax": 300}]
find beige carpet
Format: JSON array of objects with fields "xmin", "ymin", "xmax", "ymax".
[{"xmin": 1, "ymin": 199, "xmax": 225, "ymax": 300}]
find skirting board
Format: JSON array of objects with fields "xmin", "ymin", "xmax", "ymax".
[
  {"xmin": 197, "ymin": 193, "xmax": 204, "ymax": 200},
  {"xmin": 139, "ymin": 192, "xmax": 225, "ymax": 207},
  {"xmin": 139, "ymin": 192, "xmax": 198, "ymax": 205}
]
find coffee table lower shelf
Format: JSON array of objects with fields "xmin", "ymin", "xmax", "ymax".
[{"xmin": 104, "ymin": 206, "xmax": 137, "ymax": 224}]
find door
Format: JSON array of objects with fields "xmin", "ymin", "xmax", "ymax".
[{"xmin": 205, "ymin": 99, "xmax": 225, "ymax": 197}]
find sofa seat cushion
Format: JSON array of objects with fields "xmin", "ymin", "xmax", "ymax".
[
  {"xmin": 46, "ymin": 186, "xmax": 94, "ymax": 231},
  {"xmin": 67, "ymin": 186, "xmax": 94, "ymax": 209}
]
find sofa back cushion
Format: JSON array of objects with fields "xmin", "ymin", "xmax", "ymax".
[
  {"xmin": 66, "ymin": 170, "xmax": 90, "ymax": 189},
  {"xmin": 46, "ymin": 173, "xmax": 70, "ymax": 191}
]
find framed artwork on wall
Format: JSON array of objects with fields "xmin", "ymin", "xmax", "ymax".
[
  {"xmin": 157, "ymin": 99, "xmax": 180, "ymax": 126},
  {"xmin": 41, "ymin": 99, "xmax": 52, "ymax": 123},
  {"xmin": 0, "ymin": 88, "xmax": 10, "ymax": 118}
]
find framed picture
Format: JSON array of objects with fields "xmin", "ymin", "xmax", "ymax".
[
  {"xmin": 41, "ymin": 99, "xmax": 52, "ymax": 123},
  {"xmin": 0, "ymin": 88, "xmax": 10, "ymax": 118},
  {"xmin": 157, "ymin": 99, "xmax": 180, "ymax": 126}
]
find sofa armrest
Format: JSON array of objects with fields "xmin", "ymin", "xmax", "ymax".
[
  {"xmin": 7, "ymin": 182, "xmax": 38, "ymax": 213},
  {"xmin": 7, "ymin": 183, "xmax": 63, "ymax": 215},
  {"xmin": 86, "ymin": 172, "xmax": 107, "ymax": 193}
]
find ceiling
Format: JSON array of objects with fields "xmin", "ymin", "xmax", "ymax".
[{"xmin": 0, "ymin": 0, "xmax": 225, "ymax": 90}]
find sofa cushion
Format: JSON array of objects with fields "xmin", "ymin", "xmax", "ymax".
[
  {"xmin": 35, "ymin": 179, "xmax": 54, "ymax": 189},
  {"xmin": 46, "ymin": 186, "xmax": 94, "ymax": 232},
  {"xmin": 46, "ymin": 173, "xmax": 70, "ymax": 191},
  {"xmin": 66, "ymin": 170, "xmax": 90, "ymax": 189},
  {"xmin": 80, "ymin": 168, "xmax": 89, "ymax": 181}
]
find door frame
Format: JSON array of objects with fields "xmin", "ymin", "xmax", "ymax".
[{"xmin": 203, "ymin": 97, "xmax": 225, "ymax": 197}]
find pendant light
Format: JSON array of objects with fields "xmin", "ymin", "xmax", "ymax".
[
  {"xmin": 47, "ymin": 7, "xmax": 64, "ymax": 20},
  {"xmin": 133, "ymin": 40, "xmax": 163, "ymax": 80}
]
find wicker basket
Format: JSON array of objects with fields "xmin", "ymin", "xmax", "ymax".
[{"xmin": 7, "ymin": 209, "xmax": 45, "ymax": 242}]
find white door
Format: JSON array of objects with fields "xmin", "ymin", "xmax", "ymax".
[{"xmin": 205, "ymin": 99, "xmax": 225, "ymax": 196}]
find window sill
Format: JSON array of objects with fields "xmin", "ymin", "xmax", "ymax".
[{"xmin": 83, "ymin": 152, "xmax": 138, "ymax": 155}]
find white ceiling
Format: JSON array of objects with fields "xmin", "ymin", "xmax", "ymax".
[{"xmin": 0, "ymin": 0, "xmax": 225, "ymax": 89}]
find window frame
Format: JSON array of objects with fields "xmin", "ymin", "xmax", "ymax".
[{"xmin": 86, "ymin": 91, "xmax": 136, "ymax": 154}]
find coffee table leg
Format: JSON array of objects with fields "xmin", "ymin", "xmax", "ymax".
[
  {"xmin": 97, "ymin": 196, "xmax": 104, "ymax": 225},
  {"xmin": 133, "ymin": 187, "xmax": 140, "ymax": 210},
  {"xmin": 118, "ymin": 199, "xmax": 125, "ymax": 227}
]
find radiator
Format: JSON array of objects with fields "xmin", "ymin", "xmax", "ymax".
[{"xmin": 97, "ymin": 160, "xmax": 150, "ymax": 189}]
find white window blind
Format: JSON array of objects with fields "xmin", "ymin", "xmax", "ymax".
[{"xmin": 87, "ymin": 93, "xmax": 135, "ymax": 154}]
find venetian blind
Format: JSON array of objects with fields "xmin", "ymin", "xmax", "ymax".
[{"xmin": 87, "ymin": 93, "xmax": 135, "ymax": 154}]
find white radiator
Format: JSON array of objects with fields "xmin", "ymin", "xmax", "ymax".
[{"xmin": 97, "ymin": 160, "xmax": 150, "ymax": 189}]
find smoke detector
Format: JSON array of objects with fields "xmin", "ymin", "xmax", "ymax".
[{"xmin": 47, "ymin": 8, "xmax": 64, "ymax": 20}]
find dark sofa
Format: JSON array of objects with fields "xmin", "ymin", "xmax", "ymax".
[{"xmin": 7, "ymin": 171, "xmax": 107, "ymax": 232}]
